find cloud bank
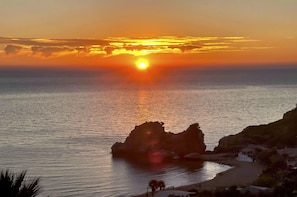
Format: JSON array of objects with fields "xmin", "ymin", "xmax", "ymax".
[{"xmin": 0, "ymin": 36, "xmax": 266, "ymax": 58}]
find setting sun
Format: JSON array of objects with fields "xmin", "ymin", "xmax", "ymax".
[{"xmin": 136, "ymin": 59, "xmax": 149, "ymax": 71}]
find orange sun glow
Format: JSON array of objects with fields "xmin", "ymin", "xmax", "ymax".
[{"xmin": 136, "ymin": 59, "xmax": 149, "ymax": 71}]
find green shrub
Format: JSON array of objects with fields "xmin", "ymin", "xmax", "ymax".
[
  {"xmin": 255, "ymin": 175, "xmax": 277, "ymax": 187},
  {"xmin": 0, "ymin": 169, "xmax": 40, "ymax": 197}
]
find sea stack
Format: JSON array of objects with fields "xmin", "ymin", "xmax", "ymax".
[{"xmin": 111, "ymin": 121, "xmax": 206, "ymax": 162}]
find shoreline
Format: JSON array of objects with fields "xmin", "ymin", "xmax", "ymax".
[
  {"xmin": 133, "ymin": 153, "xmax": 265, "ymax": 197},
  {"xmin": 177, "ymin": 154, "xmax": 264, "ymax": 191}
]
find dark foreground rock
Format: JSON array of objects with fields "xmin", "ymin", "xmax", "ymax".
[
  {"xmin": 215, "ymin": 107, "xmax": 297, "ymax": 153},
  {"xmin": 111, "ymin": 122, "xmax": 206, "ymax": 162}
]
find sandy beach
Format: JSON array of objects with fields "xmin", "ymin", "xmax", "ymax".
[
  {"xmin": 133, "ymin": 154, "xmax": 265, "ymax": 196},
  {"xmin": 177, "ymin": 154, "xmax": 265, "ymax": 191}
]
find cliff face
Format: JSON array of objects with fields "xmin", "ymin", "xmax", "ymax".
[
  {"xmin": 111, "ymin": 122, "xmax": 206, "ymax": 162},
  {"xmin": 215, "ymin": 107, "xmax": 297, "ymax": 153}
]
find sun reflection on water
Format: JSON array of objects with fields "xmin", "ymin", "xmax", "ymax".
[{"xmin": 137, "ymin": 90, "xmax": 149, "ymax": 123}]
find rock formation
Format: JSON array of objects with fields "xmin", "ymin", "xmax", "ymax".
[
  {"xmin": 214, "ymin": 107, "xmax": 297, "ymax": 153},
  {"xmin": 111, "ymin": 122, "xmax": 206, "ymax": 162}
]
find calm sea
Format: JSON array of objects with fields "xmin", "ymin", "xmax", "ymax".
[{"xmin": 0, "ymin": 66, "xmax": 297, "ymax": 196}]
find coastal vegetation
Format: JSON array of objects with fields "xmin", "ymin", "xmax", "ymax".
[
  {"xmin": 148, "ymin": 179, "xmax": 166, "ymax": 196},
  {"xmin": 252, "ymin": 148, "xmax": 297, "ymax": 194},
  {"xmin": 0, "ymin": 169, "xmax": 41, "ymax": 197}
]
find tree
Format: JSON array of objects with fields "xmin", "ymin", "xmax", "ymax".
[
  {"xmin": 148, "ymin": 179, "xmax": 158, "ymax": 196},
  {"xmin": 0, "ymin": 170, "xmax": 40, "ymax": 197},
  {"xmin": 157, "ymin": 180, "xmax": 165, "ymax": 190}
]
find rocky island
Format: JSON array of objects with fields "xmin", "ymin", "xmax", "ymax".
[{"xmin": 111, "ymin": 122, "xmax": 206, "ymax": 162}]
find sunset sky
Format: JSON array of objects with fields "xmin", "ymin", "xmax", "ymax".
[{"xmin": 1, "ymin": 0, "xmax": 297, "ymax": 68}]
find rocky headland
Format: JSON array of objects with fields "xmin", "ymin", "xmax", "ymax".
[
  {"xmin": 214, "ymin": 106, "xmax": 297, "ymax": 153},
  {"xmin": 111, "ymin": 122, "xmax": 206, "ymax": 162}
]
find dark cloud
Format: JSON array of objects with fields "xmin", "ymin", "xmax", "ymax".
[
  {"xmin": 0, "ymin": 37, "xmax": 110, "ymax": 47},
  {"xmin": 168, "ymin": 45, "xmax": 201, "ymax": 52},
  {"xmin": 103, "ymin": 46, "xmax": 116, "ymax": 55},
  {"xmin": 31, "ymin": 46, "xmax": 73, "ymax": 57},
  {"xmin": 0, "ymin": 37, "xmax": 11, "ymax": 43},
  {"xmin": 123, "ymin": 45, "xmax": 153, "ymax": 51},
  {"xmin": 4, "ymin": 45, "xmax": 22, "ymax": 55}
]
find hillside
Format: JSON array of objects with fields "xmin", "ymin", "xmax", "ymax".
[{"xmin": 215, "ymin": 107, "xmax": 297, "ymax": 152}]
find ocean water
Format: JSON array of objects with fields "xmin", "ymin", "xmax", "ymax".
[{"xmin": 0, "ymin": 66, "xmax": 297, "ymax": 196}]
